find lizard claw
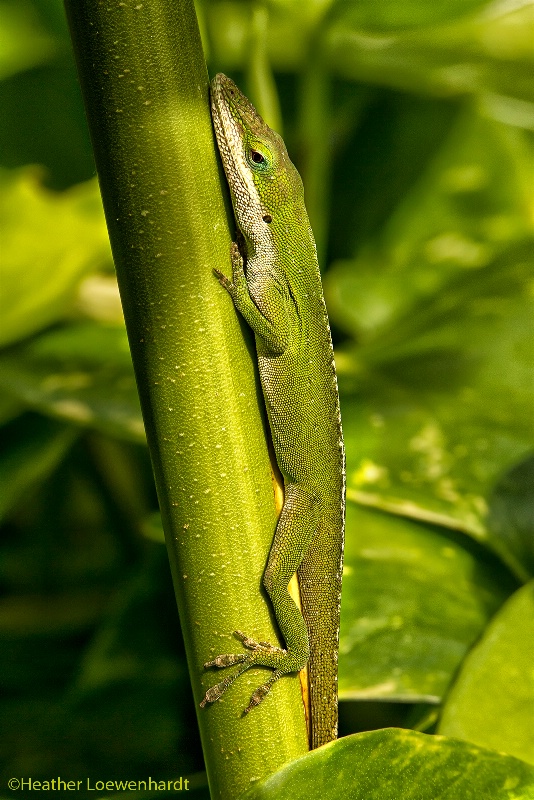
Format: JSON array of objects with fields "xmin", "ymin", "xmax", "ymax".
[
  {"xmin": 234, "ymin": 630, "xmax": 285, "ymax": 654},
  {"xmin": 203, "ymin": 652, "xmax": 247, "ymax": 669},
  {"xmin": 213, "ymin": 267, "xmax": 233, "ymax": 291},
  {"xmin": 243, "ymin": 685, "xmax": 270, "ymax": 715},
  {"xmin": 200, "ymin": 678, "xmax": 235, "ymax": 708},
  {"xmin": 243, "ymin": 670, "xmax": 284, "ymax": 715}
]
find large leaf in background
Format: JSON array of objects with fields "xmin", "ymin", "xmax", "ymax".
[
  {"xmin": 326, "ymin": 111, "xmax": 532, "ymax": 340},
  {"xmin": 326, "ymin": 0, "xmax": 534, "ymax": 111},
  {"xmin": 340, "ymin": 391, "xmax": 531, "ymax": 581},
  {"xmin": 488, "ymin": 456, "xmax": 534, "ymax": 579},
  {"xmin": 244, "ymin": 728, "xmax": 534, "ymax": 800},
  {"xmin": 0, "ymin": 414, "xmax": 77, "ymax": 520},
  {"xmin": 330, "ymin": 0, "xmax": 489, "ymax": 29},
  {"xmin": 0, "ymin": 547, "xmax": 206, "ymax": 790},
  {"xmin": 0, "ymin": 324, "xmax": 144, "ymax": 443},
  {"xmin": 339, "ymin": 503, "xmax": 515, "ymax": 702},
  {"xmin": 326, "ymin": 111, "xmax": 533, "ymax": 576},
  {"xmin": 69, "ymin": 549, "xmax": 199, "ymax": 775},
  {"xmin": 0, "ymin": 0, "xmax": 57, "ymax": 80},
  {"xmin": 0, "ymin": 169, "xmax": 111, "ymax": 347},
  {"xmin": 338, "ymin": 241, "xmax": 533, "ymax": 577},
  {"xmin": 438, "ymin": 581, "xmax": 534, "ymax": 765}
]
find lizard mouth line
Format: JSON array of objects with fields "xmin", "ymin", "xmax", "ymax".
[{"xmin": 210, "ymin": 76, "xmax": 248, "ymax": 198}]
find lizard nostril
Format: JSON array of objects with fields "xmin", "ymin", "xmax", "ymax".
[{"xmin": 263, "ymin": 215, "xmax": 272, "ymax": 224}]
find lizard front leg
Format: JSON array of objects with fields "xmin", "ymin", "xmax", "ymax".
[{"xmin": 214, "ymin": 242, "xmax": 290, "ymax": 355}]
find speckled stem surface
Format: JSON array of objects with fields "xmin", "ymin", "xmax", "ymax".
[{"xmin": 64, "ymin": 1, "xmax": 308, "ymax": 797}]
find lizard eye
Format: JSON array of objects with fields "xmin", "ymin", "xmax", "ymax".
[{"xmin": 250, "ymin": 150, "xmax": 266, "ymax": 164}]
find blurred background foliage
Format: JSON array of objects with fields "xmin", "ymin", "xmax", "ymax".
[{"xmin": 0, "ymin": 0, "xmax": 533, "ymax": 795}]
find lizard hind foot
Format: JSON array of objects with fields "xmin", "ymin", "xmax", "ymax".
[{"xmin": 200, "ymin": 630, "xmax": 286, "ymax": 710}]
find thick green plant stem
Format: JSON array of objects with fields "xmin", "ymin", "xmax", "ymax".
[{"xmin": 64, "ymin": 1, "xmax": 309, "ymax": 797}]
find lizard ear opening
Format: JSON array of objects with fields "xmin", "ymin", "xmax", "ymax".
[{"xmin": 263, "ymin": 214, "xmax": 272, "ymax": 224}]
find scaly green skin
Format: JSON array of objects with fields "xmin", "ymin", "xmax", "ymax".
[{"xmin": 201, "ymin": 73, "xmax": 345, "ymax": 750}]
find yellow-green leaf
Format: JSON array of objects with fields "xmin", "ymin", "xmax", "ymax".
[
  {"xmin": 439, "ymin": 581, "xmax": 534, "ymax": 765},
  {"xmin": 0, "ymin": 168, "xmax": 111, "ymax": 347},
  {"xmin": 339, "ymin": 503, "xmax": 515, "ymax": 702},
  {"xmin": 244, "ymin": 728, "xmax": 534, "ymax": 800}
]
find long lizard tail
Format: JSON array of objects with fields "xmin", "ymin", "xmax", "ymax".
[{"xmin": 297, "ymin": 511, "xmax": 344, "ymax": 749}]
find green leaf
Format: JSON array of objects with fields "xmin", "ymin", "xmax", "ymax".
[
  {"xmin": 244, "ymin": 728, "xmax": 534, "ymax": 800},
  {"xmin": 0, "ymin": 414, "xmax": 77, "ymax": 520},
  {"xmin": 330, "ymin": 0, "xmax": 489, "ymax": 31},
  {"xmin": 0, "ymin": 323, "xmax": 145, "ymax": 443},
  {"xmin": 338, "ymin": 240, "xmax": 533, "ymax": 575},
  {"xmin": 339, "ymin": 332, "xmax": 532, "ymax": 576},
  {"xmin": 0, "ymin": 168, "xmax": 111, "ymax": 347},
  {"xmin": 487, "ymin": 457, "xmax": 534, "ymax": 580},
  {"xmin": 0, "ymin": 394, "xmax": 21, "ymax": 426},
  {"xmin": 0, "ymin": 1, "xmax": 58, "ymax": 80},
  {"xmin": 327, "ymin": 112, "xmax": 532, "ymax": 340},
  {"xmin": 339, "ymin": 503, "xmax": 515, "ymax": 702},
  {"xmin": 438, "ymin": 581, "xmax": 534, "ymax": 765},
  {"xmin": 326, "ymin": 0, "xmax": 534, "ymax": 107}
]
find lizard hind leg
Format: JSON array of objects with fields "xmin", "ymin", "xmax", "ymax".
[{"xmin": 200, "ymin": 484, "xmax": 321, "ymax": 713}]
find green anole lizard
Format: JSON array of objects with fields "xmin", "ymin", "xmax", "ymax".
[{"xmin": 200, "ymin": 73, "xmax": 345, "ymax": 750}]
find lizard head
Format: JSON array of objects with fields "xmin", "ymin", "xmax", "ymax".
[{"xmin": 210, "ymin": 73, "xmax": 305, "ymax": 253}]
